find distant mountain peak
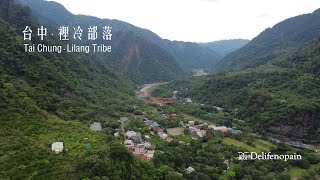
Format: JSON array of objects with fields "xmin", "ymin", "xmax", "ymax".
[
  {"xmin": 313, "ymin": 8, "xmax": 320, "ymax": 14},
  {"xmin": 199, "ymin": 39, "xmax": 250, "ymax": 57}
]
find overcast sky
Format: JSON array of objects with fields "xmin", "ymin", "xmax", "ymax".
[{"xmin": 51, "ymin": 0, "xmax": 320, "ymax": 42}]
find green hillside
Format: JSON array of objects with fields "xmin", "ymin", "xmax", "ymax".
[
  {"xmin": 153, "ymin": 39, "xmax": 320, "ymax": 142},
  {"xmin": 0, "ymin": 0, "xmax": 180, "ymax": 179},
  {"xmin": 199, "ymin": 39, "xmax": 250, "ymax": 57},
  {"xmin": 215, "ymin": 9, "xmax": 320, "ymax": 71}
]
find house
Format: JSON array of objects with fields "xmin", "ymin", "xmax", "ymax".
[
  {"xmin": 144, "ymin": 120, "xmax": 160, "ymax": 128},
  {"xmin": 188, "ymin": 121, "xmax": 195, "ymax": 126},
  {"xmin": 223, "ymin": 160, "xmax": 229, "ymax": 166},
  {"xmin": 158, "ymin": 132, "xmax": 168, "ymax": 140},
  {"xmin": 135, "ymin": 147, "xmax": 145, "ymax": 153},
  {"xmin": 147, "ymin": 153, "xmax": 154, "ymax": 160},
  {"xmin": 114, "ymin": 132, "xmax": 119, "ymax": 137},
  {"xmin": 169, "ymin": 114, "xmax": 177, "ymax": 117},
  {"xmin": 186, "ymin": 166, "xmax": 195, "ymax": 174},
  {"xmin": 52, "ymin": 142, "xmax": 64, "ymax": 154},
  {"xmin": 196, "ymin": 123, "xmax": 207, "ymax": 128},
  {"xmin": 189, "ymin": 126, "xmax": 197, "ymax": 134},
  {"xmin": 166, "ymin": 137, "xmax": 173, "ymax": 142},
  {"xmin": 144, "ymin": 120, "xmax": 153, "ymax": 126},
  {"xmin": 196, "ymin": 130, "xmax": 207, "ymax": 138},
  {"xmin": 209, "ymin": 125, "xmax": 229, "ymax": 132},
  {"xmin": 124, "ymin": 139, "xmax": 134, "ymax": 147},
  {"xmin": 185, "ymin": 98, "xmax": 193, "ymax": 103},
  {"xmin": 173, "ymin": 91, "xmax": 178, "ymax": 99},
  {"xmin": 125, "ymin": 131, "xmax": 142, "ymax": 143},
  {"xmin": 230, "ymin": 129, "xmax": 242, "ymax": 134},
  {"xmin": 208, "ymin": 125, "xmax": 227, "ymax": 130},
  {"xmin": 150, "ymin": 122, "xmax": 160, "ymax": 128},
  {"xmin": 125, "ymin": 131, "xmax": 136, "ymax": 138},
  {"xmin": 179, "ymin": 141, "xmax": 185, "ymax": 145},
  {"xmin": 213, "ymin": 106, "xmax": 223, "ymax": 112},
  {"xmin": 90, "ymin": 122, "xmax": 102, "ymax": 131},
  {"xmin": 147, "ymin": 150, "xmax": 155, "ymax": 160},
  {"xmin": 220, "ymin": 128, "xmax": 229, "ymax": 133},
  {"xmin": 143, "ymin": 142, "xmax": 151, "ymax": 148}
]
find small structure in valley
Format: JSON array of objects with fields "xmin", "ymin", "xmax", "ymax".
[
  {"xmin": 158, "ymin": 131, "xmax": 168, "ymax": 140},
  {"xmin": 90, "ymin": 122, "xmax": 102, "ymax": 131},
  {"xmin": 51, "ymin": 142, "xmax": 64, "ymax": 154},
  {"xmin": 125, "ymin": 131, "xmax": 142, "ymax": 143},
  {"xmin": 184, "ymin": 98, "xmax": 193, "ymax": 103},
  {"xmin": 186, "ymin": 166, "xmax": 195, "ymax": 174}
]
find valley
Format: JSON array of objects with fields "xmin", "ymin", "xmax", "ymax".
[
  {"xmin": 1, "ymin": 0, "xmax": 320, "ymax": 179},
  {"xmin": 115, "ymin": 84, "xmax": 320, "ymax": 179}
]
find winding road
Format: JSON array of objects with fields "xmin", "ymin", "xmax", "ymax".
[{"xmin": 137, "ymin": 82, "xmax": 167, "ymax": 99}]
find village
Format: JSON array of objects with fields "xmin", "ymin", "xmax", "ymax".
[{"xmin": 49, "ymin": 84, "xmax": 320, "ymax": 178}]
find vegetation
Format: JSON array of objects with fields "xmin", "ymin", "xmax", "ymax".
[
  {"xmin": 222, "ymin": 137, "xmax": 262, "ymax": 153},
  {"xmin": 199, "ymin": 39, "xmax": 250, "ymax": 57},
  {"xmin": 0, "ymin": 0, "xmax": 179, "ymax": 179},
  {"xmin": 154, "ymin": 64, "xmax": 320, "ymax": 141},
  {"xmin": 215, "ymin": 8, "xmax": 320, "ymax": 71},
  {"xmin": 1, "ymin": 0, "xmax": 320, "ymax": 179}
]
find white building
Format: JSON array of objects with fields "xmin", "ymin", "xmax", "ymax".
[
  {"xmin": 147, "ymin": 150, "xmax": 155, "ymax": 160},
  {"xmin": 188, "ymin": 121, "xmax": 195, "ymax": 126},
  {"xmin": 186, "ymin": 166, "xmax": 195, "ymax": 174},
  {"xmin": 52, "ymin": 142, "xmax": 64, "ymax": 154},
  {"xmin": 158, "ymin": 132, "xmax": 168, "ymax": 140},
  {"xmin": 124, "ymin": 139, "xmax": 134, "ymax": 148},
  {"xmin": 90, "ymin": 122, "xmax": 102, "ymax": 131},
  {"xmin": 208, "ymin": 125, "xmax": 227, "ymax": 131},
  {"xmin": 185, "ymin": 98, "xmax": 193, "ymax": 103}
]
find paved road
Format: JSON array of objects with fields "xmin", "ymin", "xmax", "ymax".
[{"xmin": 137, "ymin": 82, "xmax": 167, "ymax": 99}]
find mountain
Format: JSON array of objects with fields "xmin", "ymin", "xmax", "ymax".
[
  {"xmin": 215, "ymin": 9, "xmax": 320, "ymax": 71},
  {"xmin": 0, "ymin": 0, "xmax": 182, "ymax": 179},
  {"xmin": 275, "ymin": 37, "xmax": 320, "ymax": 76},
  {"xmin": 106, "ymin": 31, "xmax": 186, "ymax": 84},
  {"xmin": 199, "ymin": 39, "xmax": 250, "ymax": 57},
  {"xmin": 17, "ymin": 0, "xmax": 186, "ymax": 84},
  {"xmin": 153, "ymin": 38, "xmax": 320, "ymax": 142},
  {"xmin": 18, "ymin": 0, "xmax": 221, "ymax": 75},
  {"xmin": 0, "ymin": 3, "xmax": 135, "ymax": 122},
  {"xmin": 162, "ymin": 40, "xmax": 221, "ymax": 69}
]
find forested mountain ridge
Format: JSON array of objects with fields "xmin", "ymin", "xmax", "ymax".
[
  {"xmin": 161, "ymin": 40, "xmax": 222, "ymax": 69},
  {"xmin": 199, "ymin": 39, "xmax": 250, "ymax": 57},
  {"xmin": 18, "ymin": 0, "xmax": 221, "ymax": 74},
  {"xmin": 153, "ymin": 38, "xmax": 320, "ymax": 142},
  {"xmin": 17, "ymin": 0, "xmax": 186, "ymax": 84},
  {"xmin": 105, "ymin": 31, "xmax": 186, "ymax": 84},
  {"xmin": 0, "ymin": 0, "xmax": 181, "ymax": 179},
  {"xmin": 215, "ymin": 8, "xmax": 320, "ymax": 71}
]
